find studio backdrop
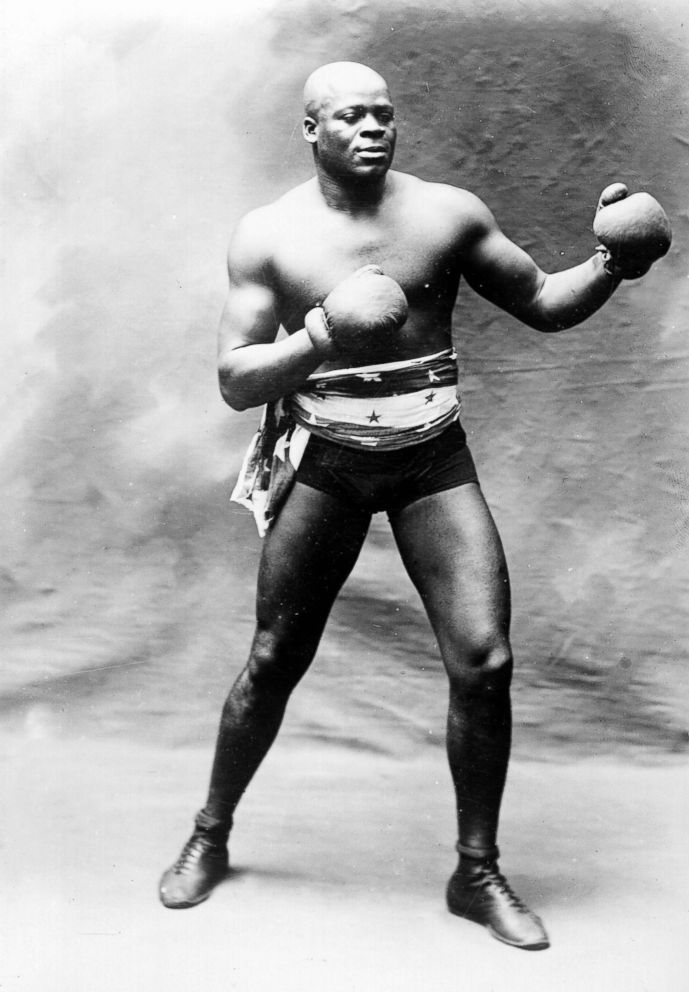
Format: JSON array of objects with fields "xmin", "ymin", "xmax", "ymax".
[{"xmin": 2, "ymin": 0, "xmax": 688, "ymax": 759}]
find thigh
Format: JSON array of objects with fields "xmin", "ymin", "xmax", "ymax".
[
  {"xmin": 389, "ymin": 484, "xmax": 511, "ymax": 664},
  {"xmin": 256, "ymin": 480, "xmax": 371, "ymax": 642}
]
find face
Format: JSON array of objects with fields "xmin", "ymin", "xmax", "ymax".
[{"xmin": 304, "ymin": 83, "xmax": 397, "ymax": 181}]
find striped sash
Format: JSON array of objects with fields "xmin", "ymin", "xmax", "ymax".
[
  {"xmin": 231, "ymin": 349, "xmax": 460, "ymax": 535},
  {"xmin": 291, "ymin": 349, "xmax": 459, "ymax": 450}
]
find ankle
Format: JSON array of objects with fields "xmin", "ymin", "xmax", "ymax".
[
  {"xmin": 195, "ymin": 808, "xmax": 232, "ymax": 842},
  {"xmin": 456, "ymin": 841, "xmax": 500, "ymax": 873}
]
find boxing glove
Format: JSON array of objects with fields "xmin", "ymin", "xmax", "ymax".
[
  {"xmin": 593, "ymin": 184, "xmax": 672, "ymax": 279},
  {"xmin": 304, "ymin": 265, "xmax": 409, "ymax": 359}
]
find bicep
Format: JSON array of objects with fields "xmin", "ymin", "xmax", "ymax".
[
  {"xmin": 217, "ymin": 218, "xmax": 280, "ymax": 360},
  {"xmin": 217, "ymin": 281, "xmax": 279, "ymax": 358},
  {"xmin": 461, "ymin": 206, "xmax": 547, "ymax": 324}
]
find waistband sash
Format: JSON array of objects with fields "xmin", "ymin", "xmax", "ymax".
[{"xmin": 230, "ymin": 349, "xmax": 460, "ymax": 535}]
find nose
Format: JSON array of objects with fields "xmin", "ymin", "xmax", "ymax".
[{"xmin": 360, "ymin": 114, "xmax": 385, "ymax": 137}]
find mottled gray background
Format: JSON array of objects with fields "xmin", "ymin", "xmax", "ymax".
[{"xmin": 2, "ymin": 0, "xmax": 688, "ymax": 764}]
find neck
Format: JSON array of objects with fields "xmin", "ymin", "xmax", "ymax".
[{"xmin": 316, "ymin": 167, "xmax": 391, "ymax": 213}]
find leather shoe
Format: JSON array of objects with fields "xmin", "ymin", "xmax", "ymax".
[
  {"xmin": 159, "ymin": 829, "xmax": 229, "ymax": 909},
  {"xmin": 446, "ymin": 860, "xmax": 549, "ymax": 950}
]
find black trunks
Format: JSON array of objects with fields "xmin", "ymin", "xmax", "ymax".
[{"xmin": 295, "ymin": 420, "xmax": 479, "ymax": 516}]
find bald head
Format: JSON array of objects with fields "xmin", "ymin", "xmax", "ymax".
[
  {"xmin": 302, "ymin": 61, "xmax": 396, "ymax": 181},
  {"xmin": 303, "ymin": 62, "xmax": 390, "ymax": 118}
]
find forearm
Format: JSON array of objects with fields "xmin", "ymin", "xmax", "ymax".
[
  {"xmin": 530, "ymin": 252, "xmax": 621, "ymax": 332},
  {"xmin": 218, "ymin": 329, "xmax": 323, "ymax": 411}
]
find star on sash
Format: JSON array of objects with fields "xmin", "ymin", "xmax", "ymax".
[
  {"xmin": 367, "ymin": 410, "xmax": 381, "ymax": 423},
  {"xmin": 425, "ymin": 391, "xmax": 436, "ymax": 404}
]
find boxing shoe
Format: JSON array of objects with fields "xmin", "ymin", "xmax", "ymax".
[
  {"xmin": 593, "ymin": 183, "xmax": 671, "ymax": 279},
  {"xmin": 304, "ymin": 264, "xmax": 408, "ymax": 360},
  {"xmin": 159, "ymin": 818, "xmax": 229, "ymax": 909},
  {"xmin": 446, "ymin": 854, "xmax": 549, "ymax": 950}
]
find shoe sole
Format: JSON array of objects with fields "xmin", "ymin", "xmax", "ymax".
[
  {"xmin": 447, "ymin": 901, "xmax": 550, "ymax": 951},
  {"xmin": 487, "ymin": 924, "xmax": 550, "ymax": 951},
  {"xmin": 159, "ymin": 889, "xmax": 213, "ymax": 909}
]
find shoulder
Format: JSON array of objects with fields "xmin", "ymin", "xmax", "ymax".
[
  {"xmin": 227, "ymin": 206, "xmax": 272, "ymax": 280},
  {"xmin": 227, "ymin": 181, "xmax": 316, "ymax": 280},
  {"xmin": 392, "ymin": 173, "xmax": 496, "ymax": 237},
  {"xmin": 418, "ymin": 177, "xmax": 494, "ymax": 223}
]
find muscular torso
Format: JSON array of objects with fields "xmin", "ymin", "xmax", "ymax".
[
  {"xmin": 223, "ymin": 163, "xmax": 607, "ymax": 409},
  {"xmin": 263, "ymin": 172, "xmax": 475, "ymax": 370}
]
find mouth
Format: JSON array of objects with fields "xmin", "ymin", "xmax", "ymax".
[{"xmin": 356, "ymin": 146, "xmax": 388, "ymax": 161}]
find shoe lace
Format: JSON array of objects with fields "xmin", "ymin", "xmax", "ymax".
[
  {"xmin": 172, "ymin": 833, "xmax": 217, "ymax": 875},
  {"xmin": 481, "ymin": 864, "xmax": 530, "ymax": 912}
]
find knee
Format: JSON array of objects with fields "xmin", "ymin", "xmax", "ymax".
[
  {"xmin": 446, "ymin": 637, "xmax": 513, "ymax": 695},
  {"xmin": 244, "ymin": 624, "xmax": 312, "ymax": 695}
]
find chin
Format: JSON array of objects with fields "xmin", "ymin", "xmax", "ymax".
[{"xmin": 351, "ymin": 161, "xmax": 391, "ymax": 179}]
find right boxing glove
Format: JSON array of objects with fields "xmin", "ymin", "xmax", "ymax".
[{"xmin": 304, "ymin": 265, "xmax": 409, "ymax": 359}]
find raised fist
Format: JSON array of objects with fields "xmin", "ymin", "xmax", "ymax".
[
  {"xmin": 304, "ymin": 265, "xmax": 408, "ymax": 359},
  {"xmin": 593, "ymin": 183, "xmax": 672, "ymax": 279}
]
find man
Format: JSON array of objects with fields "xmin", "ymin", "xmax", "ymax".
[{"xmin": 159, "ymin": 62, "xmax": 669, "ymax": 950}]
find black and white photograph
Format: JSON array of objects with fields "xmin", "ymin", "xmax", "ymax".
[{"xmin": 2, "ymin": 0, "xmax": 687, "ymax": 988}]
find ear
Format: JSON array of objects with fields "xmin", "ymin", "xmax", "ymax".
[{"xmin": 303, "ymin": 115, "xmax": 318, "ymax": 144}]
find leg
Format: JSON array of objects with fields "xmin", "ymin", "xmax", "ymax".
[
  {"xmin": 204, "ymin": 482, "xmax": 370, "ymax": 823},
  {"xmin": 389, "ymin": 484, "xmax": 548, "ymax": 950},
  {"xmin": 390, "ymin": 483, "xmax": 512, "ymax": 853},
  {"xmin": 160, "ymin": 482, "xmax": 370, "ymax": 908}
]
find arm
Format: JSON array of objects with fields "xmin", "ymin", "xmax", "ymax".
[
  {"xmin": 460, "ymin": 193, "xmax": 620, "ymax": 333},
  {"xmin": 217, "ymin": 212, "xmax": 323, "ymax": 411}
]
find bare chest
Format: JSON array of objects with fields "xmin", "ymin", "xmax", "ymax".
[{"xmin": 270, "ymin": 210, "xmax": 460, "ymax": 329}]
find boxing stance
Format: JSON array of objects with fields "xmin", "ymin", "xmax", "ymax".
[{"xmin": 159, "ymin": 62, "xmax": 671, "ymax": 950}]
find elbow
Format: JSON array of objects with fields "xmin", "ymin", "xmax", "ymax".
[
  {"xmin": 520, "ymin": 310, "xmax": 562, "ymax": 334},
  {"xmin": 525, "ymin": 304, "xmax": 578, "ymax": 334},
  {"xmin": 218, "ymin": 366, "xmax": 250, "ymax": 412},
  {"xmin": 535, "ymin": 318, "xmax": 566, "ymax": 334},
  {"xmin": 535, "ymin": 312, "xmax": 588, "ymax": 334}
]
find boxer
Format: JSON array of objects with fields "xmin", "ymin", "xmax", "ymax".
[{"xmin": 159, "ymin": 61, "xmax": 670, "ymax": 950}]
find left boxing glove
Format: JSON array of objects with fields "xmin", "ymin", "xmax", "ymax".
[
  {"xmin": 304, "ymin": 266, "xmax": 408, "ymax": 360},
  {"xmin": 593, "ymin": 185, "xmax": 672, "ymax": 279}
]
